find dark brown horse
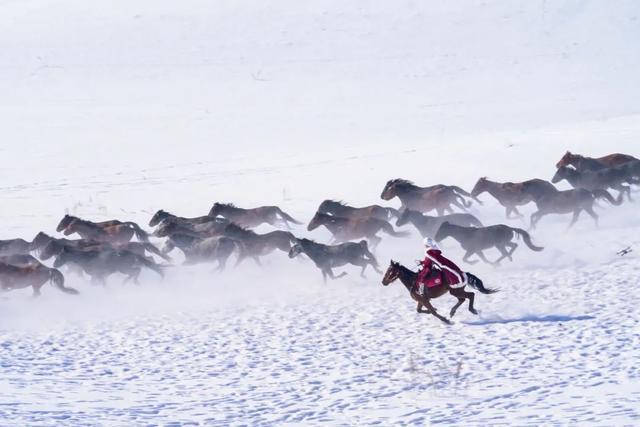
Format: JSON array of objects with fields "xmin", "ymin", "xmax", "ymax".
[
  {"xmin": 435, "ymin": 222, "xmax": 543, "ymax": 265},
  {"xmin": 288, "ymin": 238, "xmax": 381, "ymax": 282},
  {"xmin": 222, "ymin": 223, "xmax": 296, "ymax": 265},
  {"xmin": 57, "ymin": 214, "xmax": 150, "ymax": 242},
  {"xmin": 209, "ymin": 203, "xmax": 301, "ymax": 229},
  {"xmin": 52, "ymin": 246, "xmax": 164, "ymax": 285},
  {"xmin": 0, "ymin": 238, "xmax": 32, "ymax": 256},
  {"xmin": 149, "ymin": 209, "xmax": 214, "ymax": 227},
  {"xmin": 529, "ymin": 188, "xmax": 622, "ymax": 229},
  {"xmin": 62, "ymin": 217, "xmax": 149, "ymax": 245},
  {"xmin": 0, "ymin": 259, "xmax": 78, "ymax": 296},
  {"xmin": 317, "ymin": 200, "xmax": 400, "ymax": 221},
  {"xmin": 552, "ymin": 165, "xmax": 636, "ymax": 201},
  {"xmin": 555, "ymin": 151, "xmax": 638, "ymax": 172},
  {"xmin": 307, "ymin": 212, "xmax": 410, "ymax": 250},
  {"xmin": 159, "ymin": 232, "xmax": 242, "ymax": 270},
  {"xmin": 153, "ymin": 218, "xmax": 229, "ymax": 239},
  {"xmin": 382, "ymin": 261, "xmax": 497, "ymax": 324},
  {"xmin": 380, "ymin": 179, "xmax": 476, "ymax": 215},
  {"xmin": 471, "ymin": 177, "xmax": 558, "ymax": 218},
  {"xmin": 35, "ymin": 234, "xmax": 170, "ymax": 263},
  {"xmin": 395, "ymin": 209, "xmax": 483, "ymax": 238}
]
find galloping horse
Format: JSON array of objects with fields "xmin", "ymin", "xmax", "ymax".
[
  {"xmin": 382, "ymin": 261, "xmax": 497, "ymax": 324},
  {"xmin": 52, "ymin": 246, "xmax": 164, "ymax": 285},
  {"xmin": 57, "ymin": 214, "xmax": 150, "ymax": 242},
  {"xmin": 380, "ymin": 179, "xmax": 476, "ymax": 215},
  {"xmin": 471, "ymin": 177, "xmax": 558, "ymax": 218},
  {"xmin": 395, "ymin": 209, "xmax": 483, "ymax": 238},
  {"xmin": 61, "ymin": 217, "xmax": 150, "ymax": 245},
  {"xmin": 222, "ymin": 223, "xmax": 296, "ymax": 265},
  {"xmin": 149, "ymin": 209, "xmax": 215, "ymax": 227},
  {"xmin": 317, "ymin": 200, "xmax": 400, "ymax": 221},
  {"xmin": 307, "ymin": 212, "xmax": 409, "ymax": 250},
  {"xmin": 529, "ymin": 188, "xmax": 622, "ymax": 229},
  {"xmin": 552, "ymin": 165, "xmax": 636, "ymax": 201},
  {"xmin": 555, "ymin": 151, "xmax": 638, "ymax": 172},
  {"xmin": 288, "ymin": 238, "xmax": 381, "ymax": 282},
  {"xmin": 209, "ymin": 203, "xmax": 301, "ymax": 229},
  {"xmin": 0, "ymin": 258, "xmax": 78, "ymax": 297},
  {"xmin": 435, "ymin": 222, "xmax": 543, "ymax": 266}
]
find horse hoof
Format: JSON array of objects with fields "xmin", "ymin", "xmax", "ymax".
[{"xmin": 470, "ymin": 309, "xmax": 479, "ymax": 315}]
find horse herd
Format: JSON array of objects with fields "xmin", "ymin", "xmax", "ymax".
[{"xmin": 0, "ymin": 150, "xmax": 638, "ymax": 321}]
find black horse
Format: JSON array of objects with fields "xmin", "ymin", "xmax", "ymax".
[{"xmin": 288, "ymin": 238, "xmax": 381, "ymax": 282}]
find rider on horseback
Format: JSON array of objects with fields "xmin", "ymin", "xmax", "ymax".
[{"xmin": 416, "ymin": 237, "xmax": 466, "ymax": 295}]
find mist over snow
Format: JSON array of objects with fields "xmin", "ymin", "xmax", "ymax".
[{"xmin": 1, "ymin": 1, "xmax": 640, "ymax": 425}]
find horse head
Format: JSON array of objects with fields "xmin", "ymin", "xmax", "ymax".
[
  {"xmin": 551, "ymin": 166, "xmax": 570, "ymax": 184},
  {"xmin": 307, "ymin": 212, "xmax": 324, "ymax": 231},
  {"xmin": 556, "ymin": 151, "xmax": 575, "ymax": 168},
  {"xmin": 149, "ymin": 210, "xmax": 168, "ymax": 227},
  {"xmin": 471, "ymin": 177, "xmax": 489, "ymax": 197},
  {"xmin": 288, "ymin": 242, "xmax": 304, "ymax": 258},
  {"xmin": 382, "ymin": 260, "xmax": 401, "ymax": 286},
  {"xmin": 56, "ymin": 214, "xmax": 75, "ymax": 233}
]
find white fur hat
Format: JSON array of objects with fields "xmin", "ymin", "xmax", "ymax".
[{"xmin": 423, "ymin": 237, "xmax": 439, "ymax": 250}]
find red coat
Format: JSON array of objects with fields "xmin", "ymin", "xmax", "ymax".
[{"xmin": 417, "ymin": 249, "xmax": 465, "ymax": 289}]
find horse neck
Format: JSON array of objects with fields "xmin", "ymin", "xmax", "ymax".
[
  {"xmin": 71, "ymin": 219, "xmax": 97, "ymax": 233},
  {"xmin": 481, "ymin": 180, "xmax": 508, "ymax": 198},
  {"xmin": 300, "ymin": 240, "xmax": 323, "ymax": 261},
  {"xmin": 397, "ymin": 265, "xmax": 417, "ymax": 291}
]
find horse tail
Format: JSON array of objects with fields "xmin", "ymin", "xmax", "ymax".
[
  {"xmin": 138, "ymin": 256, "xmax": 165, "ymax": 279},
  {"xmin": 275, "ymin": 208, "xmax": 302, "ymax": 225},
  {"xmin": 465, "ymin": 272, "xmax": 498, "ymax": 294},
  {"xmin": 450, "ymin": 186, "xmax": 475, "ymax": 207},
  {"xmin": 142, "ymin": 242, "xmax": 171, "ymax": 262},
  {"xmin": 358, "ymin": 240, "xmax": 378, "ymax": 265},
  {"xmin": 454, "ymin": 193, "xmax": 472, "ymax": 208},
  {"xmin": 49, "ymin": 268, "xmax": 79, "ymax": 295},
  {"xmin": 381, "ymin": 221, "xmax": 411, "ymax": 238},
  {"xmin": 512, "ymin": 228, "xmax": 544, "ymax": 252},
  {"xmin": 592, "ymin": 189, "xmax": 623, "ymax": 206},
  {"xmin": 124, "ymin": 222, "xmax": 150, "ymax": 242}
]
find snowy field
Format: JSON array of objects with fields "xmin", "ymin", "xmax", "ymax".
[{"xmin": 1, "ymin": 1, "xmax": 640, "ymax": 425}]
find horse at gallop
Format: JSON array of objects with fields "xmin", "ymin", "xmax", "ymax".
[{"xmin": 382, "ymin": 260, "xmax": 497, "ymax": 324}]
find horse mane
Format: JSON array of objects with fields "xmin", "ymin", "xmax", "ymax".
[
  {"xmin": 216, "ymin": 203, "xmax": 236, "ymax": 208},
  {"xmin": 225, "ymin": 222, "xmax": 256, "ymax": 236},
  {"xmin": 388, "ymin": 178, "xmax": 415, "ymax": 187}
]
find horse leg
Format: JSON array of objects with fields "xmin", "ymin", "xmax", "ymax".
[
  {"xmin": 585, "ymin": 205, "xmax": 599, "ymax": 227},
  {"xmin": 32, "ymin": 284, "xmax": 42, "ymax": 298},
  {"xmin": 325, "ymin": 268, "xmax": 347, "ymax": 280},
  {"xmin": 512, "ymin": 206, "xmax": 524, "ymax": 218},
  {"xmin": 507, "ymin": 242, "xmax": 518, "ymax": 260},
  {"xmin": 475, "ymin": 250, "xmax": 498, "ymax": 266},
  {"xmin": 495, "ymin": 245, "xmax": 511, "ymax": 264},
  {"xmin": 462, "ymin": 251, "xmax": 479, "ymax": 265},
  {"xmin": 370, "ymin": 235, "xmax": 382, "ymax": 251},
  {"xmin": 505, "ymin": 206, "xmax": 513, "ymax": 219},
  {"xmin": 567, "ymin": 209, "xmax": 582, "ymax": 229},
  {"xmin": 461, "ymin": 289, "xmax": 478, "ymax": 315},
  {"xmin": 423, "ymin": 299, "xmax": 452, "ymax": 324},
  {"xmin": 449, "ymin": 296, "xmax": 465, "ymax": 318},
  {"xmin": 416, "ymin": 302, "xmax": 431, "ymax": 314},
  {"xmin": 529, "ymin": 211, "xmax": 542, "ymax": 230}
]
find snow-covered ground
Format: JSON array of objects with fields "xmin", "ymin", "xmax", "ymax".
[{"xmin": 1, "ymin": 1, "xmax": 640, "ymax": 425}]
